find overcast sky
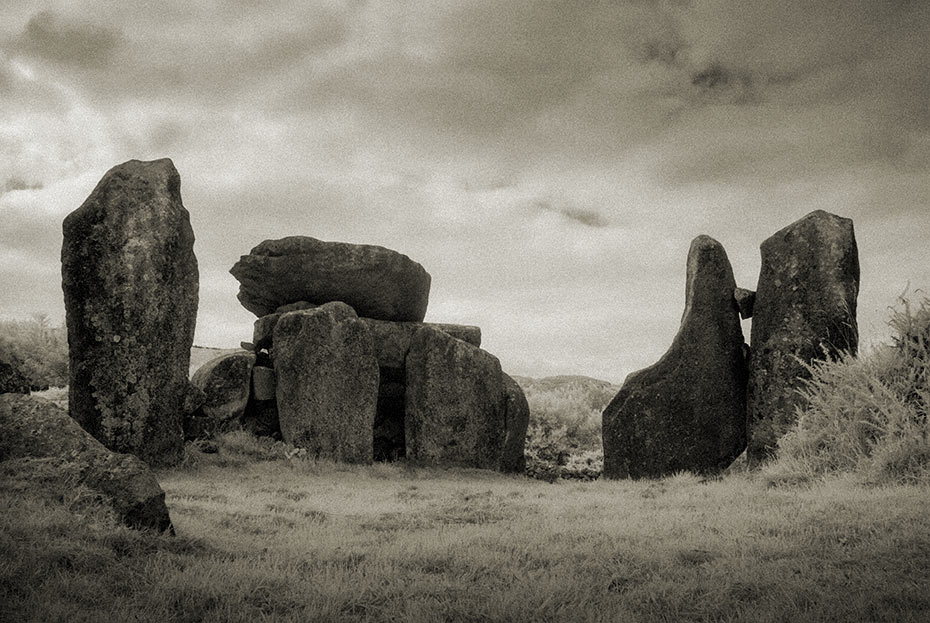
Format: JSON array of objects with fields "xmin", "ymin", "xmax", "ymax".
[{"xmin": 1, "ymin": 1, "xmax": 928, "ymax": 383}]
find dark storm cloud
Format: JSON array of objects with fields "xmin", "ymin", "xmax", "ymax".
[
  {"xmin": 16, "ymin": 10, "xmax": 121, "ymax": 68},
  {"xmin": 2, "ymin": 178, "xmax": 43, "ymax": 193},
  {"xmin": 1, "ymin": 0, "xmax": 928, "ymax": 381},
  {"xmin": 533, "ymin": 200, "xmax": 609, "ymax": 228}
]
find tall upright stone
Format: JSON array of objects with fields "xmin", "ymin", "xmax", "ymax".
[
  {"xmin": 62, "ymin": 159, "xmax": 198, "ymax": 466},
  {"xmin": 405, "ymin": 326, "xmax": 507, "ymax": 470},
  {"xmin": 273, "ymin": 302, "xmax": 378, "ymax": 463},
  {"xmin": 747, "ymin": 210, "xmax": 859, "ymax": 462},
  {"xmin": 602, "ymin": 236, "xmax": 748, "ymax": 479}
]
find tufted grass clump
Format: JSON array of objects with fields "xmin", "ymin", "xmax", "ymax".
[
  {"xmin": 0, "ymin": 314, "xmax": 69, "ymax": 390},
  {"xmin": 767, "ymin": 295, "xmax": 930, "ymax": 485}
]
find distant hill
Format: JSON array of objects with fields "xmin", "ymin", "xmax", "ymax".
[
  {"xmin": 190, "ymin": 345, "xmax": 244, "ymax": 378},
  {"xmin": 512, "ymin": 374, "xmax": 621, "ymax": 412}
]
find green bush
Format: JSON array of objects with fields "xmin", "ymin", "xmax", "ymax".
[
  {"xmin": 519, "ymin": 376, "xmax": 617, "ymax": 481},
  {"xmin": 0, "ymin": 315, "xmax": 69, "ymax": 390},
  {"xmin": 768, "ymin": 294, "xmax": 930, "ymax": 484}
]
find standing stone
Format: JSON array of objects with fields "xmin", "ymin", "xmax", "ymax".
[
  {"xmin": 189, "ymin": 351, "xmax": 256, "ymax": 435},
  {"xmin": 62, "ymin": 159, "xmax": 198, "ymax": 466},
  {"xmin": 747, "ymin": 210, "xmax": 859, "ymax": 462},
  {"xmin": 602, "ymin": 236, "xmax": 748, "ymax": 479},
  {"xmin": 230, "ymin": 236, "xmax": 431, "ymax": 321},
  {"xmin": 501, "ymin": 373, "xmax": 529, "ymax": 473},
  {"xmin": 273, "ymin": 302, "xmax": 378, "ymax": 463},
  {"xmin": 405, "ymin": 326, "xmax": 506, "ymax": 470}
]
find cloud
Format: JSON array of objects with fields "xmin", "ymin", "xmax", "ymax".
[
  {"xmin": 532, "ymin": 200, "xmax": 609, "ymax": 228},
  {"xmin": 16, "ymin": 10, "xmax": 121, "ymax": 68},
  {"xmin": 0, "ymin": 0, "xmax": 927, "ymax": 382},
  {"xmin": 2, "ymin": 177, "xmax": 42, "ymax": 193}
]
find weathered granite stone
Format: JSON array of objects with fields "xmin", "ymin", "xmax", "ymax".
[
  {"xmin": 405, "ymin": 326, "xmax": 506, "ymax": 470},
  {"xmin": 602, "ymin": 235, "xmax": 748, "ymax": 479},
  {"xmin": 190, "ymin": 351, "xmax": 256, "ymax": 430},
  {"xmin": 230, "ymin": 236, "xmax": 431, "ymax": 321},
  {"xmin": 747, "ymin": 210, "xmax": 859, "ymax": 462},
  {"xmin": 253, "ymin": 313, "xmax": 282, "ymax": 350},
  {"xmin": 501, "ymin": 373, "xmax": 529, "ymax": 473},
  {"xmin": 61, "ymin": 158, "xmax": 198, "ymax": 466},
  {"xmin": 0, "ymin": 394, "xmax": 173, "ymax": 532},
  {"xmin": 254, "ymin": 312, "xmax": 480, "ymax": 364},
  {"xmin": 251, "ymin": 365, "xmax": 276, "ymax": 401},
  {"xmin": 734, "ymin": 287, "xmax": 756, "ymax": 319},
  {"xmin": 361, "ymin": 319, "xmax": 481, "ymax": 368},
  {"xmin": 273, "ymin": 302, "xmax": 378, "ymax": 462},
  {"xmin": 275, "ymin": 301, "xmax": 316, "ymax": 313}
]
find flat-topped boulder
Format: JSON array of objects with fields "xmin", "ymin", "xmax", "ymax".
[
  {"xmin": 747, "ymin": 210, "xmax": 859, "ymax": 462},
  {"xmin": 0, "ymin": 394, "xmax": 173, "ymax": 532},
  {"xmin": 61, "ymin": 158, "xmax": 198, "ymax": 466},
  {"xmin": 602, "ymin": 235, "xmax": 748, "ymax": 479},
  {"xmin": 230, "ymin": 236, "xmax": 431, "ymax": 321}
]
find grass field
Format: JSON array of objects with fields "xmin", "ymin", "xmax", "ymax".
[{"xmin": 4, "ymin": 440, "xmax": 930, "ymax": 623}]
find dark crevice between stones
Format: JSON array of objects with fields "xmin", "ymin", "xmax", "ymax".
[{"xmin": 373, "ymin": 366, "xmax": 406, "ymax": 461}]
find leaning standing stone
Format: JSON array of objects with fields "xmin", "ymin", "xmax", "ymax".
[
  {"xmin": 62, "ymin": 159, "xmax": 198, "ymax": 466},
  {"xmin": 602, "ymin": 235, "xmax": 748, "ymax": 479},
  {"xmin": 405, "ymin": 326, "xmax": 506, "ymax": 470},
  {"xmin": 747, "ymin": 210, "xmax": 859, "ymax": 462},
  {"xmin": 273, "ymin": 302, "xmax": 378, "ymax": 463}
]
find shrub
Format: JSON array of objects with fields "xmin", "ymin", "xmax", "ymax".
[
  {"xmin": 519, "ymin": 376, "xmax": 617, "ymax": 481},
  {"xmin": 767, "ymin": 294, "xmax": 930, "ymax": 484},
  {"xmin": 0, "ymin": 315, "xmax": 69, "ymax": 390}
]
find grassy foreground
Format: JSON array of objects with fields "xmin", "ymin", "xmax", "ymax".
[{"xmin": 3, "ymin": 446, "xmax": 930, "ymax": 623}]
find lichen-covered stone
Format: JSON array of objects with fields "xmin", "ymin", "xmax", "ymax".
[
  {"xmin": 0, "ymin": 394, "xmax": 173, "ymax": 532},
  {"xmin": 361, "ymin": 319, "xmax": 481, "ymax": 368},
  {"xmin": 602, "ymin": 236, "xmax": 748, "ymax": 479},
  {"xmin": 747, "ymin": 210, "xmax": 859, "ymax": 462},
  {"xmin": 254, "ymin": 312, "xmax": 480, "ymax": 365},
  {"xmin": 61, "ymin": 158, "xmax": 198, "ymax": 466},
  {"xmin": 273, "ymin": 302, "xmax": 378, "ymax": 462},
  {"xmin": 405, "ymin": 326, "xmax": 506, "ymax": 470},
  {"xmin": 230, "ymin": 236, "xmax": 430, "ymax": 320}
]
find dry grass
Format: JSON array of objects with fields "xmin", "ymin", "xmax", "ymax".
[
  {"xmin": 4, "ymin": 441, "xmax": 930, "ymax": 622},
  {"xmin": 767, "ymin": 295, "xmax": 930, "ymax": 485}
]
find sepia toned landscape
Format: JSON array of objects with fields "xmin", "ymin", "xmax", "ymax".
[{"xmin": 2, "ymin": 2, "xmax": 930, "ymax": 622}]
